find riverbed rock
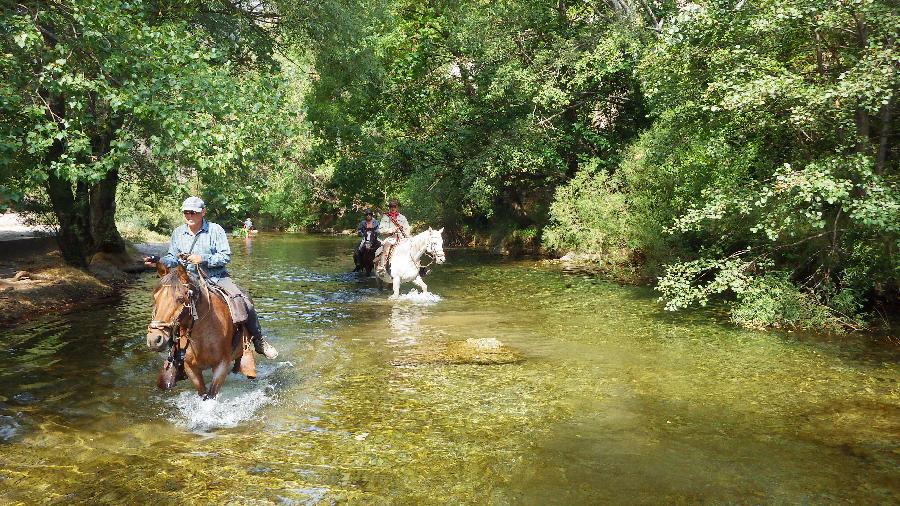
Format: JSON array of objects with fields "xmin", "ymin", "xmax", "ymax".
[
  {"xmin": 392, "ymin": 338, "xmax": 522, "ymax": 366},
  {"xmin": 13, "ymin": 270, "xmax": 31, "ymax": 281},
  {"xmin": 465, "ymin": 337, "xmax": 502, "ymax": 350}
]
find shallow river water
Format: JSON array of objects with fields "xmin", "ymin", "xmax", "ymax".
[{"xmin": 0, "ymin": 234, "xmax": 897, "ymax": 504}]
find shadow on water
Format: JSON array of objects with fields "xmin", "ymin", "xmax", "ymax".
[{"xmin": 0, "ymin": 234, "xmax": 897, "ymax": 503}]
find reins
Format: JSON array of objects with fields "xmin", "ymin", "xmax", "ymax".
[{"xmin": 149, "ymin": 261, "xmax": 213, "ymax": 373}]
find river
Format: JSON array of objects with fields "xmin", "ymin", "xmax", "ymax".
[{"xmin": 0, "ymin": 234, "xmax": 897, "ymax": 504}]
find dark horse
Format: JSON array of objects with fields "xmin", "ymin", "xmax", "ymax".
[
  {"xmin": 145, "ymin": 262, "xmax": 254, "ymax": 399},
  {"xmin": 353, "ymin": 229, "xmax": 379, "ymax": 276}
]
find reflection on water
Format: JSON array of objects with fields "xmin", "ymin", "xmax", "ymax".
[{"xmin": 0, "ymin": 234, "xmax": 897, "ymax": 503}]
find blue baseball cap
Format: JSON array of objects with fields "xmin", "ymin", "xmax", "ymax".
[{"xmin": 181, "ymin": 196, "xmax": 205, "ymax": 212}]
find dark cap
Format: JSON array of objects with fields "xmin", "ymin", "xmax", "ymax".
[
  {"xmin": 364, "ymin": 208, "xmax": 373, "ymax": 215},
  {"xmin": 388, "ymin": 199, "xmax": 400, "ymax": 207}
]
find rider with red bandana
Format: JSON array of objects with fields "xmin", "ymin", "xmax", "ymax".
[{"xmin": 377, "ymin": 199, "xmax": 411, "ymax": 275}]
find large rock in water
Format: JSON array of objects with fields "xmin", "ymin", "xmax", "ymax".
[{"xmin": 392, "ymin": 338, "xmax": 522, "ymax": 366}]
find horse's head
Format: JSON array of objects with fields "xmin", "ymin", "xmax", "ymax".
[
  {"xmin": 426, "ymin": 227, "xmax": 446, "ymax": 264},
  {"xmin": 146, "ymin": 263, "xmax": 198, "ymax": 352},
  {"xmin": 360, "ymin": 230, "xmax": 378, "ymax": 251}
]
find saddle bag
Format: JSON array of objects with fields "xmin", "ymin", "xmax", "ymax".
[
  {"xmin": 209, "ymin": 284, "xmax": 250, "ymax": 324},
  {"xmin": 232, "ymin": 330, "xmax": 256, "ymax": 379},
  {"xmin": 227, "ymin": 293, "xmax": 249, "ymax": 324}
]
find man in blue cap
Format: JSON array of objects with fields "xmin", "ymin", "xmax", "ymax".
[{"xmin": 143, "ymin": 196, "xmax": 278, "ymax": 359}]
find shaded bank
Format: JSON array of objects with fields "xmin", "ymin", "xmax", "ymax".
[{"xmin": 0, "ymin": 236, "xmax": 163, "ymax": 327}]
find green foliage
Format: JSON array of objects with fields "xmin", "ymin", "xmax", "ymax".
[
  {"xmin": 303, "ymin": 0, "xmax": 648, "ymax": 234},
  {"xmin": 543, "ymin": 161, "xmax": 631, "ymax": 258},
  {"xmin": 641, "ymin": 0, "xmax": 899, "ymax": 330},
  {"xmin": 730, "ymin": 273, "xmax": 864, "ymax": 332},
  {"xmin": 499, "ymin": 0, "xmax": 898, "ymax": 329},
  {"xmin": 1, "ymin": 1, "xmax": 316, "ymax": 250},
  {"xmin": 3, "ymin": 0, "xmax": 896, "ymax": 331}
]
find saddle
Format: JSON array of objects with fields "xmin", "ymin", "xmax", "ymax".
[{"xmin": 206, "ymin": 282, "xmax": 256, "ymax": 378}]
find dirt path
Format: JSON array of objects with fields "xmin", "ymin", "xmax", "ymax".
[{"xmin": 0, "ymin": 212, "xmax": 54, "ymax": 242}]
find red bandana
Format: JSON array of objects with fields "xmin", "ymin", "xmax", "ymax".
[{"xmin": 387, "ymin": 210, "xmax": 399, "ymax": 218}]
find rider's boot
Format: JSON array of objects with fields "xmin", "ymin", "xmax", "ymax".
[{"xmin": 245, "ymin": 306, "xmax": 278, "ymax": 359}]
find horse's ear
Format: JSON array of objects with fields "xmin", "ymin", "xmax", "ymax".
[
  {"xmin": 156, "ymin": 262, "xmax": 168, "ymax": 278},
  {"xmin": 437, "ymin": 227, "xmax": 444, "ymax": 234},
  {"xmin": 175, "ymin": 263, "xmax": 189, "ymax": 284},
  {"xmin": 427, "ymin": 226, "xmax": 432, "ymax": 232}
]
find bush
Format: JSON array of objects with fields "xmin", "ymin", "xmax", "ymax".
[
  {"xmin": 115, "ymin": 179, "xmax": 181, "ymax": 243},
  {"xmin": 543, "ymin": 160, "xmax": 631, "ymax": 260},
  {"xmin": 730, "ymin": 273, "xmax": 865, "ymax": 332}
]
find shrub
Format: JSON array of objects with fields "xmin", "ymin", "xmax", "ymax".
[
  {"xmin": 543, "ymin": 159, "xmax": 631, "ymax": 260},
  {"xmin": 730, "ymin": 273, "xmax": 865, "ymax": 332}
]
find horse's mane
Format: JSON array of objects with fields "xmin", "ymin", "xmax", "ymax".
[{"xmin": 154, "ymin": 268, "xmax": 200, "ymax": 299}]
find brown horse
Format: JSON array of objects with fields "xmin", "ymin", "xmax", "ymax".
[{"xmin": 146, "ymin": 262, "xmax": 254, "ymax": 399}]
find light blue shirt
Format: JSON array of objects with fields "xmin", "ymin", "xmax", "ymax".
[{"xmin": 162, "ymin": 219, "xmax": 231, "ymax": 279}]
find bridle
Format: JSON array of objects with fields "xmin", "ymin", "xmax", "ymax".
[
  {"xmin": 416, "ymin": 232, "xmax": 445, "ymax": 269},
  {"xmin": 149, "ymin": 280, "xmax": 200, "ymax": 347}
]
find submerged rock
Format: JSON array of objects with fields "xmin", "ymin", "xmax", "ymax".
[
  {"xmin": 392, "ymin": 338, "xmax": 522, "ymax": 366},
  {"xmin": 465, "ymin": 337, "xmax": 502, "ymax": 350}
]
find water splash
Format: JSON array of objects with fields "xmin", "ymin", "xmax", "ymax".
[
  {"xmin": 396, "ymin": 288, "xmax": 442, "ymax": 304},
  {"xmin": 167, "ymin": 385, "xmax": 276, "ymax": 432},
  {"xmin": 164, "ymin": 362, "xmax": 294, "ymax": 432}
]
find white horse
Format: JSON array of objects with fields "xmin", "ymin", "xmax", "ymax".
[{"xmin": 376, "ymin": 228, "xmax": 446, "ymax": 298}]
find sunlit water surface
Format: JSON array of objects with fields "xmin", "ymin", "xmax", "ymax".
[{"xmin": 0, "ymin": 234, "xmax": 897, "ymax": 504}]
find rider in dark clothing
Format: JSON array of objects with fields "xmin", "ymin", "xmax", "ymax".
[
  {"xmin": 357, "ymin": 209, "xmax": 380, "ymax": 242},
  {"xmin": 354, "ymin": 209, "xmax": 380, "ymax": 271}
]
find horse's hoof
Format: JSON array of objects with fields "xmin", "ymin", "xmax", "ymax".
[{"xmin": 202, "ymin": 393, "xmax": 213, "ymax": 401}]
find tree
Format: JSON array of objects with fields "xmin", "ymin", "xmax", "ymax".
[{"xmin": 0, "ymin": 0, "xmax": 285, "ymax": 265}]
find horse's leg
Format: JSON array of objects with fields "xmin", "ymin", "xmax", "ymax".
[
  {"xmin": 390, "ymin": 276, "xmax": 401, "ymax": 299},
  {"xmin": 413, "ymin": 275, "xmax": 428, "ymax": 295},
  {"xmin": 205, "ymin": 360, "xmax": 231, "ymax": 400},
  {"xmin": 183, "ymin": 363, "xmax": 207, "ymax": 397}
]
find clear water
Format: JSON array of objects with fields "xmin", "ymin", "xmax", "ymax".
[{"xmin": 0, "ymin": 234, "xmax": 896, "ymax": 504}]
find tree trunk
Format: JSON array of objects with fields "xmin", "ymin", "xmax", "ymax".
[
  {"xmin": 89, "ymin": 168, "xmax": 126, "ymax": 254},
  {"xmin": 46, "ymin": 172, "xmax": 93, "ymax": 267},
  {"xmin": 875, "ymin": 94, "xmax": 893, "ymax": 175},
  {"xmin": 38, "ymin": 62, "xmax": 93, "ymax": 267},
  {"xmin": 37, "ymin": 16, "xmax": 94, "ymax": 266}
]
